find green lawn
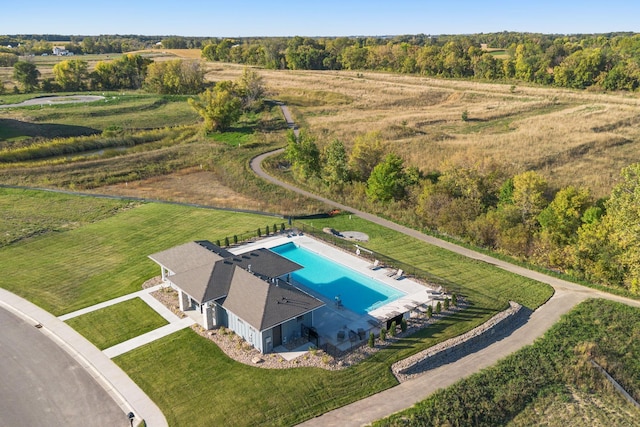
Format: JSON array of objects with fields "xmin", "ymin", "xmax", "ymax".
[
  {"xmin": 1, "ymin": 190, "xmax": 282, "ymax": 315},
  {"xmin": 115, "ymin": 305, "xmax": 496, "ymax": 427},
  {"xmin": 296, "ymin": 215, "xmax": 553, "ymax": 311},
  {"xmin": 65, "ymin": 297, "xmax": 168, "ymax": 350},
  {"xmin": 1, "ymin": 188, "xmax": 556, "ymax": 426},
  {"xmin": 0, "ymin": 187, "xmax": 131, "ymax": 247}
]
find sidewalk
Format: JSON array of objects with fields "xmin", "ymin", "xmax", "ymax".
[{"xmin": 0, "ymin": 288, "xmax": 168, "ymax": 427}]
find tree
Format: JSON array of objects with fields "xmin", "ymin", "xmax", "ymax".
[
  {"xmin": 602, "ymin": 163, "xmax": 640, "ymax": 292},
  {"xmin": 512, "ymin": 171, "xmax": 548, "ymax": 228},
  {"xmin": 366, "ymin": 153, "xmax": 406, "ymax": 203},
  {"xmin": 0, "ymin": 52, "xmax": 18, "ymax": 67},
  {"xmin": 13, "ymin": 61, "xmax": 40, "ymax": 92},
  {"xmin": 322, "ymin": 139, "xmax": 350, "ymax": 186},
  {"xmin": 236, "ymin": 67, "xmax": 265, "ymax": 111},
  {"xmin": 144, "ymin": 59, "xmax": 205, "ymax": 94},
  {"xmin": 348, "ymin": 131, "xmax": 385, "ymax": 181},
  {"xmin": 284, "ymin": 130, "xmax": 321, "ymax": 181},
  {"xmin": 188, "ymin": 83, "xmax": 242, "ymax": 133},
  {"xmin": 538, "ymin": 186, "xmax": 591, "ymax": 247},
  {"xmin": 52, "ymin": 59, "xmax": 88, "ymax": 91}
]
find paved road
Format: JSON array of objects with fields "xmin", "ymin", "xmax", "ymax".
[
  {"xmin": 251, "ymin": 142, "xmax": 640, "ymax": 426},
  {"xmin": 0, "ymin": 95, "xmax": 105, "ymax": 109},
  {"xmin": 0, "ymin": 306, "xmax": 125, "ymax": 427},
  {"xmin": 0, "ymin": 289, "xmax": 167, "ymax": 427}
]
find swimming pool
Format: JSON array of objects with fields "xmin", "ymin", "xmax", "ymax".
[{"xmin": 271, "ymin": 242, "xmax": 405, "ymax": 314}]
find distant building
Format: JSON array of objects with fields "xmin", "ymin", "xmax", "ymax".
[{"xmin": 52, "ymin": 46, "xmax": 69, "ymax": 56}]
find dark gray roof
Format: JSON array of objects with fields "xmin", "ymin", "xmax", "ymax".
[
  {"xmin": 148, "ymin": 241, "xmax": 322, "ymax": 328},
  {"xmin": 196, "ymin": 240, "xmax": 234, "ymax": 258},
  {"xmin": 148, "ymin": 242, "xmax": 222, "ymax": 274},
  {"xmin": 168, "ymin": 260, "xmax": 236, "ymax": 304},
  {"xmin": 222, "ymin": 268, "xmax": 324, "ymax": 331},
  {"xmin": 227, "ymin": 248, "xmax": 302, "ymax": 279}
]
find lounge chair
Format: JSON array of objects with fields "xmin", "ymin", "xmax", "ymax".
[
  {"xmin": 393, "ymin": 269, "xmax": 404, "ymax": 280},
  {"xmin": 367, "ymin": 259, "xmax": 381, "ymax": 270},
  {"xmin": 386, "ymin": 268, "xmax": 397, "ymax": 277}
]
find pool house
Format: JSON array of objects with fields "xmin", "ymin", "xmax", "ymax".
[{"xmin": 149, "ymin": 241, "xmax": 325, "ymax": 354}]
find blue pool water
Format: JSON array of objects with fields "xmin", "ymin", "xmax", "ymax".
[{"xmin": 271, "ymin": 242, "xmax": 405, "ymax": 314}]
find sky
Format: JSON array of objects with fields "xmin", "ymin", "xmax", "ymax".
[{"xmin": 2, "ymin": 0, "xmax": 639, "ymax": 37}]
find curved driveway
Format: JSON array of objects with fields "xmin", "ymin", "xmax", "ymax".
[
  {"xmin": 0, "ymin": 95, "xmax": 105, "ymax": 109},
  {"xmin": 251, "ymin": 143, "xmax": 640, "ymax": 426}
]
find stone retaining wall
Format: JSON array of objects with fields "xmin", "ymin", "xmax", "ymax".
[{"xmin": 392, "ymin": 301, "xmax": 526, "ymax": 381}]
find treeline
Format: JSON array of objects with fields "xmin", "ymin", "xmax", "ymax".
[
  {"xmin": 201, "ymin": 32, "xmax": 640, "ymax": 91},
  {"xmin": 0, "ymin": 34, "xmax": 209, "ymax": 55},
  {"xmin": 11, "ymin": 54, "xmax": 206, "ymax": 94},
  {"xmin": 285, "ymin": 132, "xmax": 640, "ymax": 294}
]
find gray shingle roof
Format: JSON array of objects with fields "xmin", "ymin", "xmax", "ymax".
[
  {"xmin": 148, "ymin": 242, "xmax": 222, "ymax": 274},
  {"xmin": 222, "ymin": 268, "xmax": 324, "ymax": 331},
  {"xmin": 148, "ymin": 241, "xmax": 323, "ymax": 330},
  {"xmin": 226, "ymin": 248, "xmax": 302, "ymax": 279}
]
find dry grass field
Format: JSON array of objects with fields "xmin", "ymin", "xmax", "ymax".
[
  {"xmin": 199, "ymin": 61, "xmax": 640, "ymax": 198},
  {"xmin": 2, "ymin": 49, "xmax": 640, "ymax": 200}
]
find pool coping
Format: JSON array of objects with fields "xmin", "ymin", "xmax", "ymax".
[{"xmin": 231, "ymin": 234, "xmax": 438, "ymax": 349}]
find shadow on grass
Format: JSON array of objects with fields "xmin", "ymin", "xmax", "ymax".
[
  {"xmin": 0, "ymin": 118, "xmax": 99, "ymax": 141},
  {"xmin": 399, "ymin": 305, "xmax": 534, "ymax": 375}
]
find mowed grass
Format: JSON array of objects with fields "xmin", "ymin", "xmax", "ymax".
[
  {"xmin": 0, "ymin": 94, "xmax": 199, "ymax": 133},
  {"xmin": 0, "ymin": 191, "xmax": 283, "ymax": 315},
  {"xmin": 0, "ymin": 187, "xmax": 130, "ymax": 246},
  {"xmin": 65, "ymin": 297, "xmax": 168, "ymax": 350},
  {"xmin": 296, "ymin": 215, "xmax": 553, "ymax": 311},
  {"xmin": 115, "ymin": 304, "xmax": 500, "ymax": 427}
]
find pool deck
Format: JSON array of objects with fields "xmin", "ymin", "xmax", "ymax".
[{"xmin": 232, "ymin": 234, "xmax": 438, "ymax": 352}]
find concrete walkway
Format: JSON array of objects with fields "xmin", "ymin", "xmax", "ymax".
[
  {"xmin": 104, "ymin": 317, "xmax": 195, "ymax": 358},
  {"xmin": 0, "ymin": 288, "xmax": 168, "ymax": 427},
  {"xmin": 250, "ymin": 148, "xmax": 640, "ymax": 427}
]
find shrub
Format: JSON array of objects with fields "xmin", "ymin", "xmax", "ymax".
[
  {"xmin": 224, "ymin": 236, "xmax": 230, "ymax": 247},
  {"xmin": 281, "ymin": 223, "xmax": 286, "ymax": 232},
  {"xmin": 452, "ymin": 293, "xmax": 457, "ymax": 306},
  {"xmin": 436, "ymin": 301, "xmax": 442, "ymax": 314},
  {"xmin": 389, "ymin": 321, "xmax": 397, "ymax": 337},
  {"xmin": 257, "ymin": 228, "xmax": 261, "ymax": 237},
  {"xmin": 368, "ymin": 332, "xmax": 375, "ymax": 348},
  {"xmin": 380, "ymin": 328, "xmax": 387, "ymax": 341},
  {"xmin": 461, "ymin": 110, "xmax": 469, "ymax": 121},
  {"xmin": 233, "ymin": 235, "xmax": 238, "ymax": 244},
  {"xmin": 401, "ymin": 318, "xmax": 407, "ymax": 332},
  {"xmin": 216, "ymin": 239, "xmax": 221, "ymax": 246},
  {"xmin": 266, "ymin": 225, "xmax": 270, "ymax": 235},
  {"xmin": 274, "ymin": 223, "xmax": 278, "ymax": 234},
  {"xmin": 426, "ymin": 305, "xmax": 433, "ymax": 318},
  {"xmin": 444, "ymin": 298, "xmax": 450, "ymax": 310}
]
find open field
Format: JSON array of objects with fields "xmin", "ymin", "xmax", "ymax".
[
  {"xmin": 198, "ymin": 62, "xmax": 640, "ymax": 198},
  {"xmin": 375, "ymin": 299, "xmax": 640, "ymax": 426},
  {"xmin": 3, "ymin": 53, "xmax": 640, "ymax": 201}
]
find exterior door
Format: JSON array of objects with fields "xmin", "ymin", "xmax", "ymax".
[{"xmin": 273, "ymin": 324, "xmax": 282, "ymax": 347}]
